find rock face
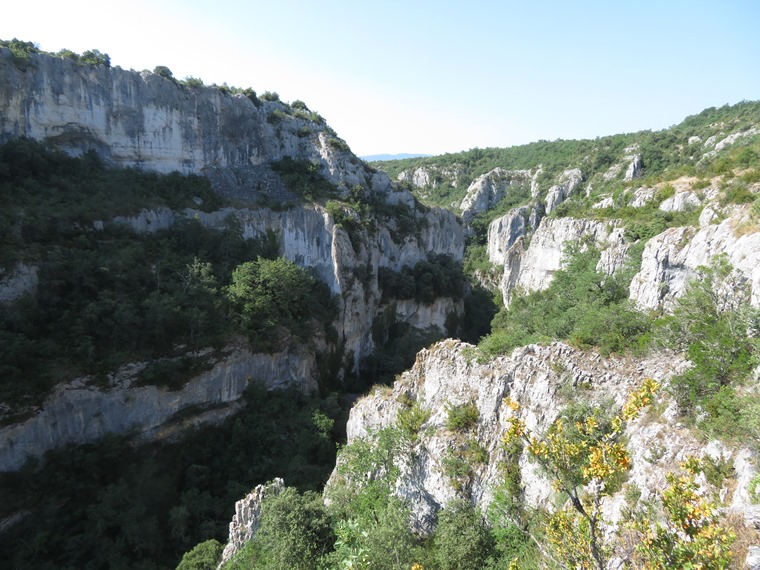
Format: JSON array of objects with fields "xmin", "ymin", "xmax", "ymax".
[
  {"xmin": 219, "ymin": 478, "xmax": 285, "ymax": 567},
  {"xmin": 396, "ymin": 165, "xmax": 464, "ymax": 190},
  {"xmin": 544, "ymin": 168, "xmax": 583, "ymax": 214},
  {"xmin": 328, "ymin": 340, "xmax": 758, "ymax": 537},
  {"xmin": 0, "ymin": 48, "xmax": 373, "ymax": 195},
  {"xmin": 0, "ymin": 263, "xmax": 38, "ymax": 303},
  {"xmin": 486, "ymin": 205, "xmax": 542, "ymax": 266},
  {"xmin": 629, "ymin": 208, "xmax": 760, "ymax": 310},
  {"xmin": 0, "ymin": 346, "xmax": 317, "ymax": 471},
  {"xmin": 624, "ymin": 154, "xmax": 643, "ymax": 181},
  {"xmin": 491, "ymin": 216, "xmax": 629, "ymax": 305},
  {"xmin": 459, "ymin": 168, "xmax": 534, "ymax": 221}
]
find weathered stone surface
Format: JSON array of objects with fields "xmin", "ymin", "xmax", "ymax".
[
  {"xmin": 0, "ymin": 263, "xmax": 38, "ymax": 303},
  {"xmin": 219, "ymin": 478, "xmax": 285, "ymax": 567},
  {"xmin": 328, "ymin": 340, "xmax": 758, "ymax": 535},
  {"xmin": 0, "ymin": 48, "xmax": 380, "ymax": 197},
  {"xmin": 494, "ymin": 217, "xmax": 628, "ymax": 305},
  {"xmin": 544, "ymin": 168, "xmax": 583, "ymax": 214},
  {"xmin": 629, "ymin": 187, "xmax": 655, "ymax": 208},
  {"xmin": 659, "ymin": 190, "xmax": 701, "ymax": 212},
  {"xmin": 624, "ymin": 154, "xmax": 643, "ymax": 181},
  {"xmin": 0, "ymin": 346, "xmax": 318, "ymax": 471},
  {"xmin": 0, "ymin": 48, "xmax": 468, "ymax": 469},
  {"xmin": 486, "ymin": 205, "xmax": 541, "ymax": 266},
  {"xmin": 460, "ymin": 168, "xmax": 533, "ymax": 221},
  {"xmin": 396, "ymin": 165, "xmax": 464, "ymax": 189},
  {"xmin": 629, "ymin": 209, "xmax": 760, "ymax": 310}
]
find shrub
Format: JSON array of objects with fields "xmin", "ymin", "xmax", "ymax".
[
  {"xmin": 79, "ymin": 49, "xmax": 110, "ymax": 67},
  {"xmin": 153, "ymin": 65, "xmax": 174, "ymax": 79},
  {"xmin": 445, "ymin": 401, "xmax": 479, "ymax": 432},
  {"xmin": 429, "ymin": 499, "xmax": 494, "ymax": 570},
  {"xmin": 397, "ymin": 402, "xmax": 430, "ymax": 443},
  {"xmin": 176, "ymin": 539, "xmax": 223, "ymax": 570},
  {"xmin": 260, "ymin": 91, "xmax": 280, "ymax": 101},
  {"xmin": 226, "ymin": 488, "xmax": 333, "ymax": 570},
  {"xmin": 183, "ymin": 76, "xmax": 204, "ymax": 88}
]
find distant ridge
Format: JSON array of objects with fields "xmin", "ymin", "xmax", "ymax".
[{"xmin": 361, "ymin": 153, "xmax": 432, "ymax": 162}]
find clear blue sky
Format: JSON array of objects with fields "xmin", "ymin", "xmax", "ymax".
[{"xmin": 2, "ymin": 0, "xmax": 759, "ymax": 156}]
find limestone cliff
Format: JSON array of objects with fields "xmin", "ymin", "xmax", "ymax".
[
  {"xmin": 0, "ymin": 47, "xmax": 368, "ymax": 194},
  {"xmin": 459, "ymin": 168, "xmax": 536, "ymax": 221},
  {"xmin": 490, "ymin": 216, "xmax": 629, "ymax": 306},
  {"xmin": 326, "ymin": 339, "xmax": 759, "ymax": 541}
]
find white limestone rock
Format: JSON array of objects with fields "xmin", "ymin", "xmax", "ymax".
[
  {"xmin": 544, "ymin": 168, "xmax": 583, "ymax": 214},
  {"xmin": 629, "ymin": 187, "xmax": 655, "ymax": 208},
  {"xmin": 592, "ymin": 196, "xmax": 614, "ymax": 209},
  {"xmin": 624, "ymin": 154, "xmax": 643, "ymax": 181},
  {"xmin": 497, "ymin": 217, "xmax": 628, "ymax": 305},
  {"xmin": 327, "ymin": 339, "xmax": 758, "ymax": 538},
  {"xmin": 659, "ymin": 190, "xmax": 702, "ymax": 212},
  {"xmin": 220, "ymin": 478, "xmax": 285, "ymax": 567},
  {"xmin": 629, "ymin": 212, "xmax": 760, "ymax": 311},
  {"xmin": 460, "ymin": 168, "xmax": 533, "ymax": 221},
  {"xmin": 0, "ymin": 346, "xmax": 318, "ymax": 471},
  {"xmin": 396, "ymin": 165, "xmax": 464, "ymax": 189},
  {"xmin": 486, "ymin": 205, "xmax": 542, "ymax": 266}
]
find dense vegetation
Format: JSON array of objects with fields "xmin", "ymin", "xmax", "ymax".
[
  {"xmin": 374, "ymin": 100, "xmax": 760, "ymax": 227},
  {"xmin": 0, "ymin": 139, "xmax": 340, "ymax": 412},
  {"xmin": 0, "ymin": 386, "xmax": 345, "ymax": 569}
]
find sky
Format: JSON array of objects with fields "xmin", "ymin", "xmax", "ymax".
[{"xmin": 2, "ymin": 0, "xmax": 759, "ymax": 157}]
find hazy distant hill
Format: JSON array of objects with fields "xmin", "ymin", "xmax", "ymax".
[{"xmin": 361, "ymin": 152, "xmax": 431, "ymax": 161}]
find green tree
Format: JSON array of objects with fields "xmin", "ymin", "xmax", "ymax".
[
  {"xmin": 154, "ymin": 65, "xmax": 174, "ymax": 79},
  {"xmin": 660, "ymin": 254, "xmax": 758, "ymax": 438},
  {"xmin": 226, "ymin": 257, "xmax": 323, "ymax": 345},
  {"xmin": 80, "ymin": 48, "xmax": 110, "ymax": 67},
  {"xmin": 246, "ymin": 488, "xmax": 333, "ymax": 570},
  {"xmin": 429, "ymin": 499, "xmax": 493, "ymax": 570},
  {"xmin": 175, "ymin": 539, "xmax": 223, "ymax": 570}
]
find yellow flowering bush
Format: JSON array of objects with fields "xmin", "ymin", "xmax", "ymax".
[{"xmin": 501, "ymin": 379, "xmax": 660, "ymax": 570}]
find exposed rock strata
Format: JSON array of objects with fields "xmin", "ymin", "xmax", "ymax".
[
  {"xmin": 491, "ymin": 217, "xmax": 628, "ymax": 305},
  {"xmin": 459, "ymin": 168, "xmax": 534, "ymax": 221},
  {"xmin": 219, "ymin": 478, "xmax": 285, "ymax": 567},
  {"xmin": 0, "ymin": 347, "xmax": 316, "ymax": 471},
  {"xmin": 629, "ymin": 208, "xmax": 760, "ymax": 310},
  {"xmin": 0, "ymin": 47, "xmax": 466, "ymax": 469},
  {"xmin": 544, "ymin": 168, "xmax": 583, "ymax": 214},
  {"xmin": 328, "ymin": 340, "xmax": 758, "ymax": 538}
]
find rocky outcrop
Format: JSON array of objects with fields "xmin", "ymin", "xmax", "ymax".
[
  {"xmin": 328, "ymin": 340, "xmax": 758, "ymax": 538},
  {"xmin": 544, "ymin": 168, "xmax": 583, "ymax": 214},
  {"xmin": 486, "ymin": 205, "xmax": 542, "ymax": 266},
  {"xmin": 459, "ymin": 168, "xmax": 533, "ymax": 221},
  {"xmin": 396, "ymin": 165, "xmax": 464, "ymax": 190},
  {"xmin": 0, "ymin": 346, "xmax": 317, "ymax": 471},
  {"xmin": 492, "ymin": 217, "xmax": 628, "ymax": 305},
  {"xmin": 219, "ymin": 478, "xmax": 285, "ymax": 567},
  {"xmin": 0, "ymin": 263, "xmax": 38, "ymax": 303},
  {"xmin": 0, "ymin": 48, "xmax": 468, "ymax": 469},
  {"xmin": 629, "ymin": 208, "xmax": 760, "ymax": 311},
  {"xmin": 659, "ymin": 190, "xmax": 701, "ymax": 212},
  {"xmin": 624, "ymin": 154, "xmax": 643, "ymax": 181},
  {"xmin": 0, "ymin": 48, "xmax": 386, "ymax": 201}
]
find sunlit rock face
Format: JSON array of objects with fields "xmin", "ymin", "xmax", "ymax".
[
  {"xmin": 327, "ymin": 340, "xmax": 757, "ymax": 537},
  {"xmin": 488, "ymin": 216, "xmax": 628, "ymax": 306}
]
